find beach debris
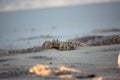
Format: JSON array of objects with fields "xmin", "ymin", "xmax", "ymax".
[
  {"xmin": 70, "ymin": 35, "xmax": 120, "ymax": 46},
  {"xmin": 28, "ymin": 64, "xmax": 81, "ymax": 79},
  {"xmin": 92, "ymin": 77, "xmax": 103, "ymax": 80},
  {"xmin": 54, "ymin": 66, "xmax": 80, "ymax": 73},
  {"xmin": 29, "ymin": 64, "xmax": 51, "ymax": 76},
  {"xmin": 28, "ymin": 64, "xmax": 96, "ymax": 79},
  {"xmin": 53, "ymin": 66, "xmax": 80, "ymax": 79},
  {"xmin": 118, "ymin": 52, "xmax": 120, "ymax": 69},
  {"xmin": 57, "ymin": 74, "xmax": 73, "ymax": 78}
]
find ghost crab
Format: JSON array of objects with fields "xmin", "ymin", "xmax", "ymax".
[{"xmin": 41, "ymin": 39, "xmax": 75, "ymax": 51}]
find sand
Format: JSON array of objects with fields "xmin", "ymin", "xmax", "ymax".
[{"xmin": 0, "ymin": 44, "xmax": 120, "ymax": 80}]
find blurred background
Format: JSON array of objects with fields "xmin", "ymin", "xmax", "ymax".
[{"xmin": 0, "ymin": 0, "xmax": 120, "ymax": 49}]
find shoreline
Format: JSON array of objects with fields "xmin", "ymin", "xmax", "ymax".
[{"xmin": 0, "ymin": 34, "xmax": 120, "ymax": 56}]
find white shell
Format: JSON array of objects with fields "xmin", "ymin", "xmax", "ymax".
[{"xmin": 118, "ymin": 52, "xmax": 120, "ymax": 69}]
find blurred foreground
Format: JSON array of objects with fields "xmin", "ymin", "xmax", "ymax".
[{"xmin": 0, "ymin": 44, "xmax": 120, "ymax": 80}]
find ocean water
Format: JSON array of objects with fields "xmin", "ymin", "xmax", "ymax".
[{"xmin": 0, "ymin": 2, "xmax": 120, "ymax": 49}]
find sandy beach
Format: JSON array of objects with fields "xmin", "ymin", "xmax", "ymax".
[
  {"xmin": 0, "ymin": 1, "xmax": 120, "ymax": 79},
  {"xmin": 0, "ymin": 43, "xmax": 120, "ymax": 80}
]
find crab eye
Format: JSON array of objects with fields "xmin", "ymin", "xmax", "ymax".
[{"xmin": 70, "ymin": 42, "xmax": 72, "ymax": 44}]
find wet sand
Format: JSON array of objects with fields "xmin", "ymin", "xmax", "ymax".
[{"xmin": 0, "ymin": 44, "xmax": 120, "ymax": 80}]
